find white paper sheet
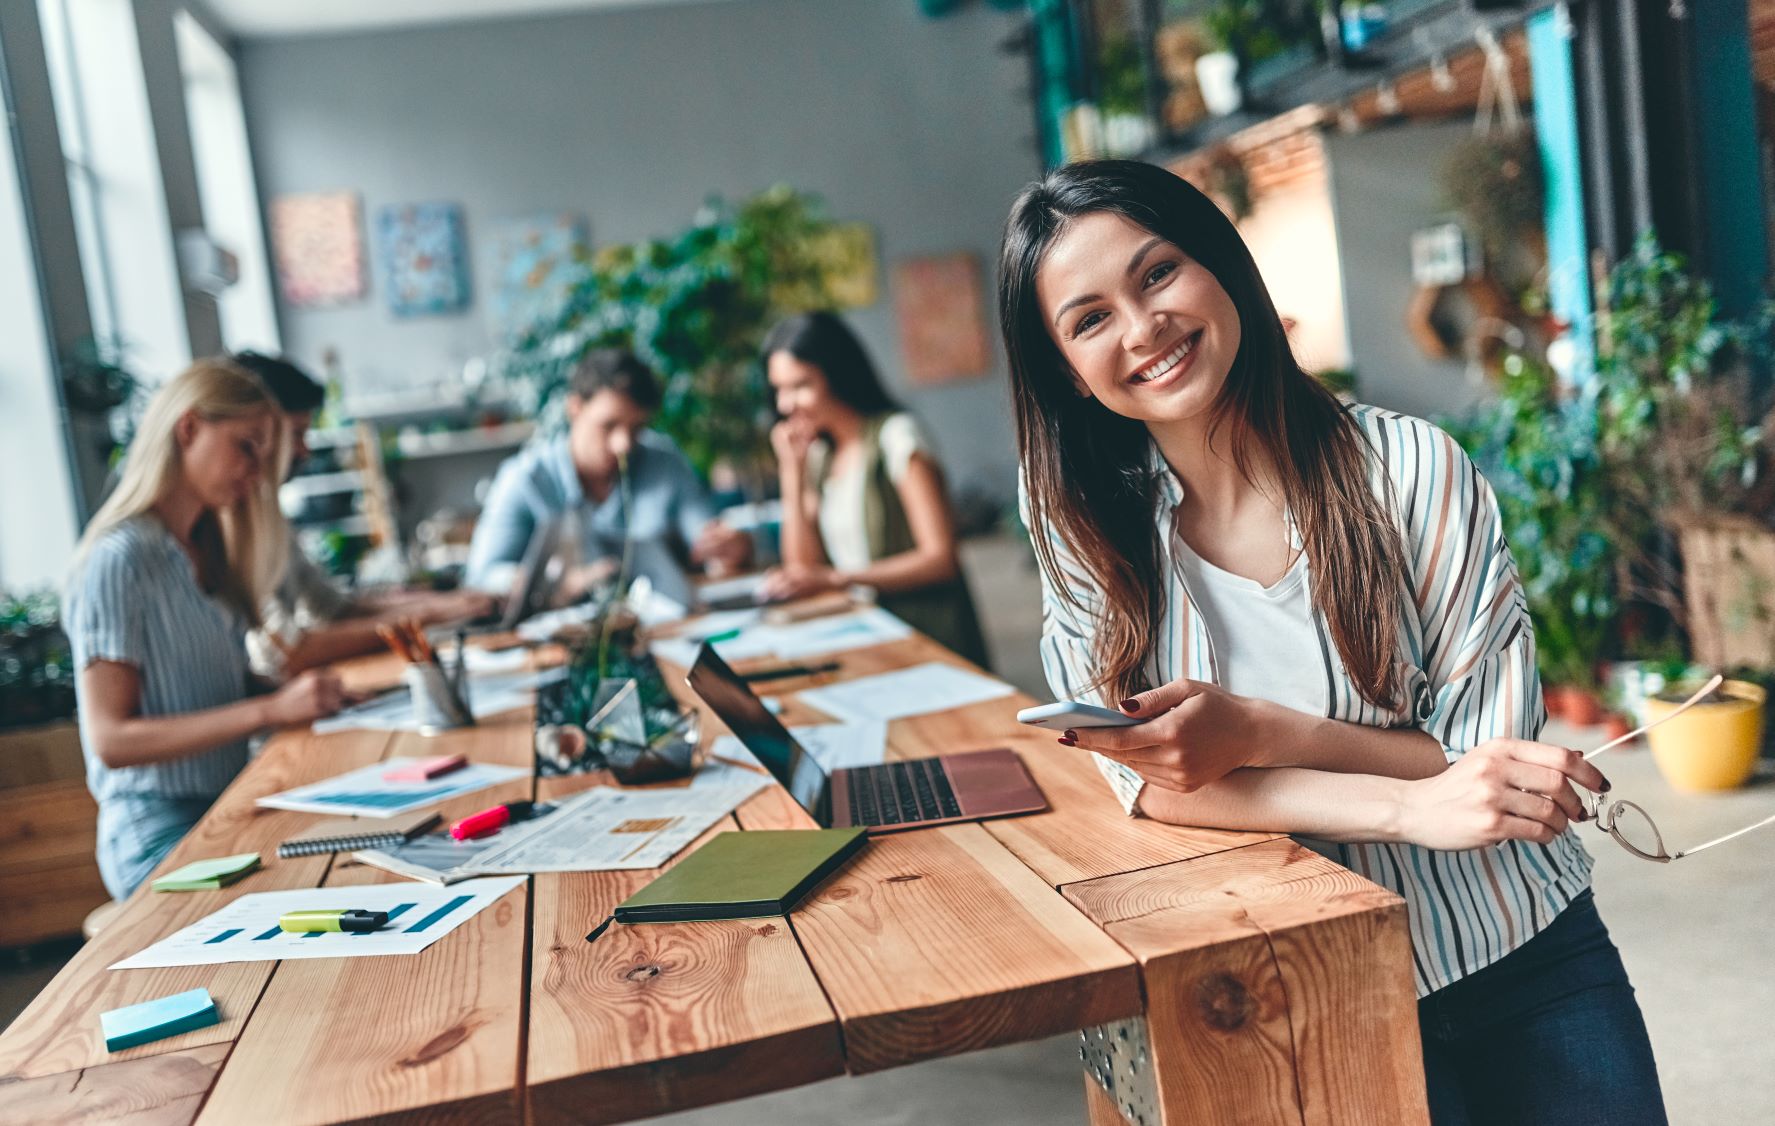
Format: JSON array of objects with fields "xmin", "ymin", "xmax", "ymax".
[
  {"xmin": 254, "ymin": 759, "xmax": 530, "ymax": 819},
  {"xmin": 466, "ymin": 783, "xmax": 767, "ymax": 872},
  {"xmin": 795, "ymin": 662, "xmax": 1016, "ymax": 724},
  {"xmin": 109, "ymin": 877, "xmax": 525, "ymax": 970},
  {"xmin": 706, "ymin": 720, "xmax": 889, "ymax": 776},
  {"xmin": 696, "ymin": 573, "xmax": 768, "ymax": 605},
  {"xmin": 311, "ymin": 667, "xmax": 565, "ymax": 735},
  {"xmin": 648, "ymin": 607, "xmax": 912, "ymax": 669}
]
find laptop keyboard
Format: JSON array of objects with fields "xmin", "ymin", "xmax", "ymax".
[{"xmin": 847, "ymin": 758, "xmax": 964, "ymax": 827}]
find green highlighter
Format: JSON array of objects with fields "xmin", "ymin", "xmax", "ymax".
[
  {"xmin": 278, "ymin": 909, "xmax": 389, "ymax": 934},
  {"xmin": 150, "ymin": 852, "xmax": 261, "ymax": 892}
]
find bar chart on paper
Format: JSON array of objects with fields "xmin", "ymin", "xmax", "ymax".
[{"xmin": 110, "ymin": 877, "xmax": 524, "ymax": 970}]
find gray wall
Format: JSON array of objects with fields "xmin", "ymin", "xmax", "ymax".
[
  {"xmin": 1325, "ymin": 120, "xmax": 1489, "ymax": 423},
  {"xmin": 237, "ymin": 0, "xmax": 1036, "ymax": 503}
]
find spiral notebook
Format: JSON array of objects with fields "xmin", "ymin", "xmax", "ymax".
[{"xmin": 276, "ymin": 811, "xmax": 441, "ymax": 859}]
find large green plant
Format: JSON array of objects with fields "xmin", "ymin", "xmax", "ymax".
[
  {"xmin": 500, "ymin": 186, "xmax": 841, "ymax": 479},
  {"xmin": 0, "ymin": 590, "xmax": 76, "ymax": 731},
  {"xmin": 1447, "ymin": 355, "xmax": 1615, "ymax": 691},
  {"xmin": 1590, "ymin": 235, "xmax": 1775, "ymax": 642}
]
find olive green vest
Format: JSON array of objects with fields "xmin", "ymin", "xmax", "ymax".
[{"xmin": 809, "ymin": 415, "xmax": 991, "ymax": 669}]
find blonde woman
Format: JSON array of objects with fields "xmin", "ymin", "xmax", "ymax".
[{"xmin": 64, "ymin": 359, "xmax": 346, "ymax": 899}]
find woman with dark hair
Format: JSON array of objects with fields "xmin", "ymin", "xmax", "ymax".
[
  {"xmin": 1002, "ymin": 160, "xmax": 1662, "ymax": 1124},
  {"xmin": 761, "ymin": 311, "xmax": 988, "ymax": 667}
]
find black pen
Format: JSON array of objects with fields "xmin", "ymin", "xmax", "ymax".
[{"xmin": 740, "ymin": 660, "xmax": 841, "ymax": 683}]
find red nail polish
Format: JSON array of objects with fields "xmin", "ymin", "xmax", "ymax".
[
  {"xmin": 1063, "ymin": 729, "xmax": 1077, "ymax": 742},
  {"xmin": 1120, "ymin": 699, "xmax": 1140, "ymax": 713},
  {"xmin": 1058, "ymin": 736, "xmax": 1075, "ymax": 747}
]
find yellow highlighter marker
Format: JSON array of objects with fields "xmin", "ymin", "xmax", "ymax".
[{"xmin": 278, "ymin": 909, "xmax": 388, "ymax": 934}]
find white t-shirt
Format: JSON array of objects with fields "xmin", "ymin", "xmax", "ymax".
[
  {"xmin": 1171, "ymin": 534, "xmax": 1326, "ymax": 717},
  {"xmin": 816, "ymin": 412, "xmax": 930, "ymax": 574}
]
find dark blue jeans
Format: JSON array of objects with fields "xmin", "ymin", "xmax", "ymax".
[{"xmin": 1418, "ymin": 889, "xmax": 1666, "ymax": 1126}]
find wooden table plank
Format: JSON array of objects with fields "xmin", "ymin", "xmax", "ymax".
[
  {"xmin": 525, "ymin": 765, "xmax": 843, "ymax": 1124},
  {"xmin": 782, "ymin": 822, "xmax": 1142, "ymax": 1073},
  {"xmin": 1064, "ymin": 839, "xmax": 1427, "ymax": 1126},
  {"xmin": 0, "ymin": 1043, "xmax": 230, "ymax": 1126},
  {"xmin": 0, "ymin": 729, "xmax": 392, "ymax": 1081},
  {"xmin": 197, "ymin": 711, "xmax": 536, "ymax": 1126}
]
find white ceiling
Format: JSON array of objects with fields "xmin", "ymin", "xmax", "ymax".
[{"xmin": 203, "ymin": 0, "xmax": 726, "ymax": 40}]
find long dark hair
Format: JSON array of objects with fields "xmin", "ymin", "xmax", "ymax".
[
  {"xmin": 762, "ymin": 311, "xmax": 900, "ymax": 417},
  {"xmin": 1000, "ymin": 159, "xmax": 1407, "ymax": 709}
]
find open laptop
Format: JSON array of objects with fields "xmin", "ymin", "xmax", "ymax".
[
  {"xmin": 686, "ymin": 643, "xmax": 1047, "ymax": 833},
  {"xmin": 457, "ymin": 514, "xmax": 565, "ymax": 635}
]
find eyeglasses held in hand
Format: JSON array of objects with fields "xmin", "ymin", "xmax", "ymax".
[{"xmin": 1579, "ymin": 675, "xmax": 1775, "ymax": 863}]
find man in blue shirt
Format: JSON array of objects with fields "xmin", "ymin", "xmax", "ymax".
[{"xmin": 465, "ymin": 349, "xmax": 748, "ymax": 600}]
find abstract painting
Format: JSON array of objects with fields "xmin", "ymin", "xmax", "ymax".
[
  {"xmin": 375, "ymin": 202, "xmax": 471, "ymax": 317},
  {"xmin": 892, "ymin": 252, "xmax": 991, "ymax": 385},
  {"xmin": 268, "ymin": 192, "xmax": 365, "ymax": 308},
  {"xmin": 815, "ymin": 223, "xmax": 878, "ymax": 309},
  {"xmin": 485, "ymin": 212, "xmax": 589, "ymax": 340}
]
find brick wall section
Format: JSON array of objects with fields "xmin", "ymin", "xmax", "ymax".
[{"xmin": 1754, "ymin": 0, "xmax": 1775, "ymax": 91}]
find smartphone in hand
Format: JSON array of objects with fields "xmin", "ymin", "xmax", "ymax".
[{"xmin": 1017, "ymin": 701, "xmax": 1142, "ymax": 731}]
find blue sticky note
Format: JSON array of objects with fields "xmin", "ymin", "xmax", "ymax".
[{"xmin": 101, "ymin": 988, "xmax": 219, "ymax": 1052}]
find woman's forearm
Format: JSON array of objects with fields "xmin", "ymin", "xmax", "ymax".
[
  {"xmin": 776, "ymin": 467, "xmax": 826, "ymax": 569},
  {"xmin": 1252, "ymin": 700, "xmax": 1447, "ymax": 780},
  {"xmin": 276, "ymin": 617, "xmax": 393, "ymax": 674},
  {"xmin": 1135, "ymin": 766, "xmax": 1411, "ymax": 844},
  {"xmin": 88, "ymin": 698, "xmax": 274, "ymax": 769},
  {"xmin": 838, "ymin": 548, "xmax": 959, "ymax": 596}
]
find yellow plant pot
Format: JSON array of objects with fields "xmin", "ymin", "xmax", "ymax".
[{"xmin": 1645, "ymin": 679, "xmax": 1765, "ymax": 792}]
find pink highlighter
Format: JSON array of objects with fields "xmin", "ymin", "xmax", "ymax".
[{"xmin": 382, "ymin": 754, "xmax": 468, "ymax": 782}]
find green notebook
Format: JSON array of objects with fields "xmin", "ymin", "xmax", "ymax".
[
  {"xmin": 615, "ymin": 829, "xmax": 867, "ymax": 924},
  {"xmin": 151, "ymin": 852, "xmax": 261, "ymax": 892}
]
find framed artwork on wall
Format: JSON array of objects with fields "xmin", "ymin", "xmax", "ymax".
[
  {"xmin": 268, "ymin": 191, "xmax": 366, "ymax": 308},
  {"xmin": 892, "ymin": 252, "xmax": 991, "ymax": 385},
  {"xmin": 376, "ymin": 202, "xmax": 471, "ymax": 317},
  {"xmin": 485, "ymin": 212, "xmax": 589, "ymax": 341}
]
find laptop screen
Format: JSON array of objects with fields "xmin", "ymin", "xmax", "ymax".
[{"xmin": 685, "ymin": 643, "xmax": 831, "ymax": 825}]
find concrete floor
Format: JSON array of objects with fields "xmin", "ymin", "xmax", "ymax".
[{"xmin": 6, "ymin": 532, "xmax": 1772, "ymax": 1124}]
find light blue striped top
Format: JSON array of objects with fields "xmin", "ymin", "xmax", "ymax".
[
  {"xmin": 63, "ymin": 515, "xmax": 255, "ymax": 802},
  {"xmin": 1029, "ymin": 403, "xmax": 1591, "ymax": 997},
  {"xmin": 463, "ymin": 432, "xmax": 716, "ymax": 591}
]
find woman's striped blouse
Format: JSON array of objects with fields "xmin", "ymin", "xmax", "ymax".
[
  {"xmin": 1028, "ymin": 402, "xmax": 1592, "ymax": 997},
  {"xmin": 64, "ymin": 515, "xmax": 256, "ymax": 803}
]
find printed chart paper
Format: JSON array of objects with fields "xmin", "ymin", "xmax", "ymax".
[
  {"xmin": 795, "ymin": 662, "xmax": 1015, "ymax": 724},
  {"xmin": 469, "ymin": 783, "xmax": 768, "ymax": 873},
  {"xmin": 110, "ymin": 878, "xmax": 524, "ymax": 970},
  {"xmin": 254, "ymin": 760, "xmax": 529, "ymax": 819}
]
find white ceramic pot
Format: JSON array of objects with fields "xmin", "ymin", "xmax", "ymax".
[{"xmin": 1195, "ymin": 51, "xmax": 1242, "ymax": 117}]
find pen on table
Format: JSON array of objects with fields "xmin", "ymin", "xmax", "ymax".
[
  {"xmin": 739, "ymin": 660, "xmax": 841, "ymax": 683},
  {"xmin": 450, "ymin": 800, "xmax": 548, "ymax": 840},
  {"xmin": 703, "ymin": 627, "xmax": 744, "ymax": 644},
  {"xmin": 279, "ymin": 909, "xmax": 388, "ymax": 934}
]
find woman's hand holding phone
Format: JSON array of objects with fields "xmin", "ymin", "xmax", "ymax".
[{"xmin": 1051, "ymin": 676, "xmax": 1271, "ymax": 793}]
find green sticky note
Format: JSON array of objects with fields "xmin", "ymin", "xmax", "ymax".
[
  {"xmin": 101, "ymin": 988, "xmax": 219, "ymax": 1051},
  {"xmin": 151, "ymin": 852, "xmax": 261, "ymax": 892}
]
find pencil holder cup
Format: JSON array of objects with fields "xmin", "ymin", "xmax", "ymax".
[{"xmin": 406, "ymin": 662, "xmax": 474, "ymax": 734}]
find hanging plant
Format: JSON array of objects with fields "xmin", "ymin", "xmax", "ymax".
[{"xmin": 1438, "ymin": 130, "xmax": 1543, "ymax": 262}]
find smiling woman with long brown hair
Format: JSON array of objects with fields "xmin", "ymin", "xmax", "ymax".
[{"xmin": 1000, "ymin": 160, "xmax": 1664, "ymax": 1125}]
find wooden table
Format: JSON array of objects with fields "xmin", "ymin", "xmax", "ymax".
[{"xmin": 0, "ymin": 624, "xmax": 1429, "ymax": 1125}]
